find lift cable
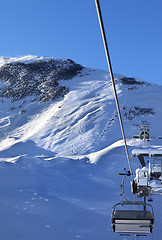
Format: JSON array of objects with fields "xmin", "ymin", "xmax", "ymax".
[{"xmin": 95, "ymin": 0, "xmax": 133, "ymax": 176}]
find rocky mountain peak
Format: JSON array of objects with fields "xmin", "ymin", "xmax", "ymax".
[{"xmin": 0, "ymin": 57, "xmax": 83, "ymax": 102}]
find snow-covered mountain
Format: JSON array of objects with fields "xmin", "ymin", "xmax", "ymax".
[{"xmin": 0, "ymin": 55, "xmax": 161, "ymax": 240}]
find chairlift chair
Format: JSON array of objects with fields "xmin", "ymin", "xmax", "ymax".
[
  {"xmin": 132, "ymin": 167, "xmax": 151, "ymax": 197},
  {"xmin": 140, "ymin": 131, "xmax": 149, "ymax": 141},
  {"xmin": 151, "ymin": 158, "xmax": 162, "ymax": 179},
  {"xmin": 139, "ymin": 124, "xmax": 150, "ymax": 141},
  {"xmin": 111, "ymin": 201, "xmax": 154, "ymax": 234},
  {"xmin": 133, "ymin": 148, "xmax": 162, "ymax": 174}
]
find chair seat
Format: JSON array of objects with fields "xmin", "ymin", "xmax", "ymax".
[{"xmin": 112, "ymin": 210, "xmax": 154, "ymax": 233}]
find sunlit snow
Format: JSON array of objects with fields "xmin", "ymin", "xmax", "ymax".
[{"xmin": 0, "ymin": 56, "xmax": 161, "ymax": 240}]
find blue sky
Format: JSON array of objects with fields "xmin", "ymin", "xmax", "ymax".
[{"xmin": 1, "ymin": 0, "xmax": 162, "ymax": 84}]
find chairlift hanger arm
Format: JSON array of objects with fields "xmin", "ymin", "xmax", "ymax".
[{"xmin": 95, "ymin": 0, "xmax": 133, "ymax": 176}]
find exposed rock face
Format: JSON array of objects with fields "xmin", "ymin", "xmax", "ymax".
[
  {"xmin": 124, "ymin": 107, "xmax": 155, "ymax": 120},
  {"xmin": 0, "ymin": 59, "xmax": 83, "ymax": 102},
  {"xmin": 119, "ymin": 77, "xmax": 145, "ymax": 85}
]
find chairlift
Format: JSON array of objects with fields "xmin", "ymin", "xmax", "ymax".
[
  {"xmin": 132, "ymin": 148, "xmax": 162, "ymax": 195},
  {"xmin": 111, "ymin": 201, "xmax": 154, "ymax": 234},
  {"xmin": 151, "ymin": 158, "xmax": 162, "ymax": 179},
  {"xmin": 132, "ymin": 167, "xmax": 151, "ymax": 197},
  {"xmin": 140, "ymin": 131, "xmax": 149, "ymax": 141},
  {"xmin": 133, "ymin": 124, "xmax": 150, "ymax": 146},
  {"xmin": 112, "ymin": 174, "xmax": 154, "ymax": 234},
  {"xmin": 94, "ymin": 0, "xmax": 156, "ymax": 236},
  {"xmin": 140, "ymin": 125, "xmax": 150, "ymax": 141}
]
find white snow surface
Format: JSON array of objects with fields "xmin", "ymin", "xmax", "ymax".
[
  {"xmin": 0, "ymin": 55, "xmax": 53, "ymax": 66},
  {"xmin": 0, "ymin": 56, "xmax": 162, "ymax": 239}
]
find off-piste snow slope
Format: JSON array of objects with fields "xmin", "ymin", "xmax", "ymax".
[{"xmin": 0, "ymin": 55, "xmax": 162, "ymax": 240}]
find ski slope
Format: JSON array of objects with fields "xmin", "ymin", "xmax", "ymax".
[{"xmin": 0, "ymin": 56, "xmax": 162, "ymax": 239}]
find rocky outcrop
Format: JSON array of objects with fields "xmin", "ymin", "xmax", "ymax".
[{"xmin": 0, "ymin": 59, "xmax": 83, "ymax": 102}]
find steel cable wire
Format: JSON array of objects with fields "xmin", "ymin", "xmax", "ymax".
[{"xmin": 95, "ymin": 0, "xmax": 133, "ymax": 176}]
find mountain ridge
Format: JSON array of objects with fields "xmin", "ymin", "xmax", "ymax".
[{"xmin": 0, "ymin": 55, "xmax": 161, "ymax": 160}]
